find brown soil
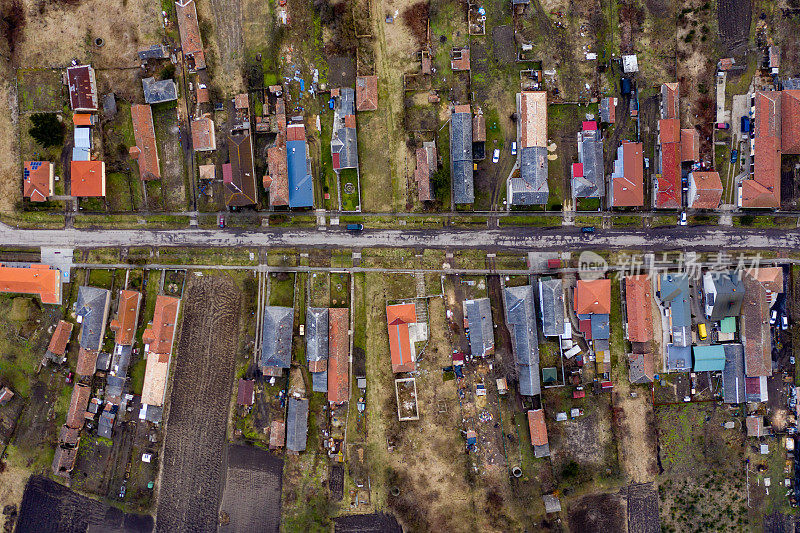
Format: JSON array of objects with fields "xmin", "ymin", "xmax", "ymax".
[
  {"xmin": 568, "ymin": 492, "xmax": 627, "ymax": 533},
  {"xmin": 401, "ymin": 2, "xmax": 429, "ymax": 46}
]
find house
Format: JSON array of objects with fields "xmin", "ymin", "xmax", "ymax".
[
  {"xmin": 141, "ymin": 77, "xmax": 178, "ymax": 104},
  {"xmin": 355, "ymin": 75, "xmax": 378, "ymax": 111},
  {"xmin": 0, "ymin": 387, "xmax": 13, "ymax": 406},
  {"xmin": 742, "ymin": 91, "xmax": 781, "ymax": 208},
  {"xmin": 450, "ymin": 105, "xmax": 474, "ymax": 204},
  {"xmin": 625, "ymin": 275, "xmax": 653, "ymax": 345},
  {"xmin": 573, "ymin": 121, "xmax": 604, "ymax": 199},
  {"xmin": 331, "ymin": 88, "xmax": 359, "ymax": 171},
  {"xmin": 76, "ymin": 347, "xmax": 98, "ymax": 376},
  {"xmin": 600, "ymin": 97, "xmax": 616, "ymax": 124},
  {"xmin": 66, "ymin": 65, "xmax": 98, "ymax": 112},
  {"xmin": 688, "ymin": 171, "xmax": 722, "ymax": 209},
  {"xmin": 680, "ymin": 128, "xmax": 700, "ymax": 162},
  {"xmin": 45, "ymin": 320, "xmax": 73, "ymax": 364},
  {"xmin": 722, "ymin": 343, "xmax": 746, "ymax": 403},
  {"xmin": 741, "ymin": 268, "xmax": 783, "ymax": 377},
  {"xmin": 23, "ymin": 161, "xmax": 54, "ymax": 202},
  {"xmin": 538, "ymin": 278, "xmax": 565, "ymax": 338},
  {"xmin": 141, "ymin": 295, "xmax": 180, "ymax": 408},
  {"xmin": 505, "ymin": 286, "xmax": 540, "ymax": 396},
  {"xmin": 138, "ymin": 44, "xmax": 169, "ymax": 61},
  {"xmin": 75, "ymin": 286, "xmax": 111, "ymax": 351},
  {"xmin": 415, "ymin": 141, "xmax": 436, "ymax": 202},
  {"xmin": 52, "ymin": 446, "xmax": 79, "ymax": 477},
  {"xmin": 510, "ymin": 91, "xmax": 548, "ymax": 205},
  {"xmin": 609, "ymin": 141, "xmax": 643, "ymax": 207},
  {"xmin": 451, "ymin": 47, "xmax": 470, "ymax": 71},
  {"xmin": 746, "ymin": 416, "xmax": 769, "ymax": 437},
  {"xmin": 693, "ymin": 345, "xmax": 725, "ymax": 372},
  {"xmin": 270, "ymin": 420, "xmax": 286, "ymax": 449},
  {"xmin": 527, "ymin": 409, "xmax": 549, "ymax": 458},
  {"xmin": 130, "ymin": 105, "xmax": 161, "ymax": 181},
  {"xmin": 328, "ymin": 308, "xmax": 349, "ymax": 404},
  {"xmin": 109, "ymin": 290, "xmax": 142, "ymax": 346},
  {"xmin": 659, "ymin": 274, "xmax": 691, "ymax": 371},
  {"xmin": 191, "ymin": 116, "xmax": 217, "ymax": 152},
  {"xmin": 628, "ymin": 352, "xmax": 654, "ymax": 384},
  {"xmin": 65, "ymin": 383, "xmax": 91, "ymax": 429},
  {"xmin": 660, "ymin": 82, "xmax": 679, "ymax": 119},
  {"xmin": 703, "ymin": 271, "xmax": 744, "ymax": 320},
  {"xmin": 286, "ymin": 123, "xmax": 314, "ymax": 208},
  {"xmin": 387, "ymin": 303, "xmax": 418, "ymax": 373},
  {"xmin": 0, "ymin": 263, "xmax": 62, "ymax": 304},
  {"xmin": 575, "ymin": 279, "xmax": 611, "ymax": 368},
  {"xmin": 237, "ymin": 379, "xmax": 255, "ymax": 406},
  {"xmin": 464, "ymin": 298, "xmax": 494, "ymax": 357},
  {"xmin": 306, "ymin": 307, "xmax": 329, "ymax": 392},
  {"xmin": 260, "ymin": 306, "xmax": 293, "ymax": 376},
  {"xmin": 70, "ymin": 160, "xmax": 106, "ymax": 197},
  {"xmin": 175, "ymin": 0, "xmax": 206, "ymax": 70},
  {"xmin": 225, "ymin": 131, "xmax": 258, "ymax": 206},
  {"xmin": 286, "ymin": 397, "xmax": 309, "ymax": 452},
  {"xmin": 656, "ymin": 117, "xmax": 681, "ymax": 209}
]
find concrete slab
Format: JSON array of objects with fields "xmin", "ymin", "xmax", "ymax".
[{"xmin": 40, "ymin": 247, "xmax": 73, "ymax": 282}]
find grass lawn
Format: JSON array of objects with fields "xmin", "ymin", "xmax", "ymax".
[
  {"xmin": 339, "ymin": 168, "xmax": 360, "ymax": 211},
  {"xmin": 268, "ymin": 273, "xmax": 295, "ymax": 307}
]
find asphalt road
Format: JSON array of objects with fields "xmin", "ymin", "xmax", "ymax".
[{"xmin": 2, "ymin": 224, "xmax": 799, "ymax": 251}]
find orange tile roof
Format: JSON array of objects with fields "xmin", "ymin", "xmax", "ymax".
[
  {"xmin": 70, "ymin": 160, "xmax": 106, "ymax": 197},
  {"xmin": 689, "ymin": 171, "xmax": 722, "ymax": 209},
  {"xmin": 76, "ymin": 347, "xmax": 98, "ymax": 376},
  {"xmin": 754, "ymin": 91, "xmax": 781, "ymax": 139},
  {"xmin": 743, "ymin": 136, "xmax": 780, "ymax": 208},
  {"xmin": 286, "ymin": 123, "xmax": 305, "ymax": 142},
  {"xmin": 680, "ymin": 128, "xmax": 699, "ymax": 162},
  {"xmin": 72, "ymin": 113, "xmax": 94, "ymax": 126},
  {"xmin": 519, "ymin": 91, "xmax": 547, "ymax": 148},
  {"xmin": 0, "ymin": 263, "xmax": 61, "ymax": 304},
  {"xmin": 387, "ymin": 303, "xmax": 417, "ymax": 373},
  {"xmin": 657, "ymin": 141, "xmax": 681, "ymax": 209},
  {"xmin": 175, "ymin": 0, "xmax": 206, "ymax": 69},
  {"xmin": 755, "ymin": 267, "xmax": 783, "ymax": 292},
  {"xmin": 23, "ymin": 161, "xmax": 53, "ymax": 202},
  {"xmin": 191, "ymin": 117, "xmax": 216, "ymax": 151},
  {"xmin": 355, "ymin": 75, "xmax": 378, "ymax": 111},
  {"xmin": 344, "ymin": 114, "xmax": 356, "ymax": 129},
  {"xmin": 782, "ymin": 90, "xmax": 800, "ymax": 154},
  {"xmin": 142, "ymin": 295, "xmax": 180, "ymax": 356},
  {"xmin": 234, "ymin": 93, "xmax": 249, "ymax": 110},
  {"xmin": 109, "ymin": 290, "xmax": 141, "ymax": 346},
  {"xmin": 625, "ymin": 275, "xmax": 653, "ymax": 343},
  {"xmin": 48, "ymin": 320, "xmax": 73, "ymax": 356},
  {"xmin": 659, "ymin": 119, "xmax": 680, "ymax": 144},
  {"xmin": 742, "ymin": 274, "xmax": 772, "ymax": 377},
  {"xmin": 270, "ymin": 420, "xmax": 285, "ymax": 449},
  {"xmin": 327, "ymin": 307, "xmax": 349, "ymax": 404},
  {"xmin": 266, "ymin": 145, "xmax": 288, "ymax": 206},
  {"xmin": 66, "ymin": 383, "xmax": 90, "ymax": 429},
  {"xmin": 472, "ymin": 112, "xmax": 486, "ymax": 142},
  {"xmin": 527, "ymin": 409, "xmax": 548, "ymax": 446},
  {"xmin": 52, "ymin": 446, "xmax": 78, "ymax": 476},
  {"xmin": 661, "ymin": 82, "xmax": 679, "ymax": 119},
  {"xmin": 574, "ymin": 279, "xmax": 611, "ymax": 315},
  {"xmin": 611, "ymin": 141, "xmax": 643, "ymax": 206},
  {"xmin": 130, "ymin": 105, "xmax": 160, "ymax": 181}
]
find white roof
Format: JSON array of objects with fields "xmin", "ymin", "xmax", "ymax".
[{"xmin": 622, "ymin": 55, "xmax": 639, "ymax": 73}]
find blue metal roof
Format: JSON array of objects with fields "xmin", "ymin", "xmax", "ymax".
[{"xmin": 287, "ymin": 140, "xmax": 313, "ymax": 207}]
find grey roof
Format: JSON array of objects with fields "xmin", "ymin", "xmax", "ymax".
[
  {"xmin": 450, "ymin": 111, "xmax": 474, "ymax": 204},
  {"xmin": 105, "ymin": 375, "xmax": 125, "ymax": 403},
  {"xmin": 599, "ymin": 97, "xmax": 613, "ymax": 123},
  {"xmin": 110, "ymin": 344, "xmax": 132, "ymax": 377},
  {"xmin": 660, "ymin": 273, "xmax": 691, "ymax": 331},
  {"xmin": 591, "ymin": 314, "xmax": 610, "ymax": 340},
  {"xmin": 311, "ymin": 371, "xmax": 327, "ymax": 393},
  {"xmin": 102, "ymin": 93, "xmax": 117, "ymax": 117},
  {"xmin": 784, "ymin": 77, "xmax": 800, "ymax": 90},
  {"xmin": 260, "ymin": 306, "xmax": 294, "ymax": 370},
  {"xmin": 538, "ymin": 278, "xmax": 564, "ymax": 337},
  {"xmin": 543, "ymin": 494, "xmax": 562, "ymax": 513},
  {"xmin": 722, "ymin": 343, "xmax": 746, "ymax": 404},
  {"xmin": 504, "ymin": 286, "xmax": 541, "ymax": 396},
  {"xmin": 534, "ymin": 443, "xmax": 550, "ymax": 458},
  {"xmin": 95, "ymin": 351, "xmax": 111, "ymax": 372},
  {"xmin": 138, "ymin": 44, "xmax": 169, "ymax": 60},
  {"xmin": 306, "ymin": 307, "xmax": 329, "ymax": 362},
  {"xmin": 74, "ymin": 127, "xmax": 91, "ymax": 148},
  {"xmin": 629, "ymin": 353, "xmax": 652, "ymax": 384},
  {"xmin": 666, "ymin": 344, "xmax": 691, "ymax": 372},
  {"xmin": 574, "ymin": 129, "xmax": 604, "ymax": 198},
  {"xmin": 704, "ymin": 271, "xmax": 745, "ymax": 321},
  {"xmin": 286, "ymin": 397, "xmax": 308, "ymax": 452},
  {"xmin": 509, "ymin": 146, "xmax": 549, "ymax": 205},
  {"xmin": 72, "ymin": 147, "xmax": 90, "ymax": 161},
  {"xmin": 338, "ymin": 87, "xmax": 355, "ymax": 115},
  {"xmin": 465, "ymin": 298, "xmax": 494, "ymax": 357},
  {"xmin": 144, "ymin": 404, "xmax": 163, "ymax": 423},
  {"xmin": 142, "ymin": 77, "xmax": 178, "ymax": 104},
  {"xmin": 98, "ymin": 415, "xmax": 113, "ymax": 438},
  {"xmin": 331, "ymin": 88, "xmax": 358, "ymax": 169},
  {"xmin": 75, "ymin": 286, "xmax": 110, "ymax": 351}
]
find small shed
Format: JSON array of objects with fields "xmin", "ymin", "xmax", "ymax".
[
  {"xmin": 542, "ymin": 367, "xmax": 558, "ymax": 385},
  {"xmin": 543, "ymin": 494, "xmax": 561, "ymax": 513},
  {"xmin": 0, "ymin": 387, "xmax": 13, "ymax": 406},
  {"xmin": 270, "ymin": 420, "xmax": 286, "ymax": 449},
  {"xmin": 237, "ymin": 379, "xmax": 255, "ymax": 406},
  {"xmin": 286, "ymin": 398, "xmax": 308, "ymax": 452}
]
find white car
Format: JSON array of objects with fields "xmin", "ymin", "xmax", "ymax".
[
  {"xmin": 679, "ymin": 212, "xmax": 687, "ymax": 226},
  {"xmin": 511, "ymin": 142, "xmax": 517, "ymax": 156},
  {"xmin": 770, "ymin": 309, "xmax": 778, "ymax": 325},
  {"xmin": 782, "ymin": 315, "xmax": 789, "ymax": 330},
  {"xmin": 492, "ymin": 149, "xmax": 500, "ymax": 163}
]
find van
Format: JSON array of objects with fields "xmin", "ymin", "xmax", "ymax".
[
  {"xmin": 698, "ymin": 322, "xmax": 707, "ymax": 341},
  {"xmin": 346, "ymin": 223, "xmax": 364, "ymax": 231}
]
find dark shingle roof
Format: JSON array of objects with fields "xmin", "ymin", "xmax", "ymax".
[
  {"xmin": 465, "ymin": 298, "xmax": 493, "ymax": 357},
  {"xmin": 704, "ymin": 271, "xmax": 745, "ymax": 321},
  {"xmin": 505, "ymin": 285, "xmax": 540, "ymax": 396},
  {"xmin": 261, "ymin": 306, "xmax": 294, "ymax": 370},
  {"xmin": 142, "ymin": 77, "xmax": 178, "ymax": 104},
  {"xmin": 75, "ymin": 286, "xmax": 110, "ymax": 351},
  {"xmin": 510, "ymin": 146, "xmax": 549, "ymax": 205},
  {"xmin": 722, "ymin": 343, "xmax": 745, "ymax": 403},
  {"xmin": 286, "ymin": 397, "xmax": 308, "ymax": 452},
  {"xmin": 450, "ymin": 110, "xmax": 474, "ymax": 204},
  {"xmin": 306, "ymin": 307, "xmax": 329, "ymax": 362},
  {"xmin": 538, "ymin": 278, "xmax": 564, "ymax": 338},
  {"xmin": 574, "ymin": 128, "xmax": 604, "ymax": 198}
]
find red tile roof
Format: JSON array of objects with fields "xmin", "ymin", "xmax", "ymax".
[
  {"xmin": 387, "ymin": 303, "xmax": 417, "ymax": 373},
  {"xmin": 237, "ymin": 379, "xmax": 255, "ymax": 406},
  {"xmin": 266, "ymin": 145, "xmax": 288, "ymax": 206},
  {"xmin": 625, "ymin": 275, "xmax": 653, "ymax": 343},
  {"xmin": 270, "ymin": 420, "xmax": 285, "ymax": 449},
  {"xmin": 611, "ymin": 141, "xmax": 643, "ymax": 206},
  {"xmin": 75, "ymin": 347, "xmax": 98, "ymax": 376},
  {"xmin": 142, "ymin": 295, "xmax": 180, "ymax": 356},
  {"xmin": 743, "ymin": 136, "xmax": 780, "ymax": 208},
  {"xmin": 48, "ymin": 320, "xmax": 73, "ymax": 356},
  {"xmin": 65, "ymin": 383, "xmax": 90, "ymax": 429},
  {"xmin": 355, "ymin": 75, "xmax": 378, "ymax": 111},
  {"xmin": 659, "ymin": 119, "xmax": 680, "ymax": 144},
  {"xmin": 344, "ymin": 114, "xmax": 356, "ymax": 129},
  {"xmin": 175, "ymin": 0, "xmax": 206, "ymax": 69},
  {"xmin": 109, "ymin": 290, "xmax": 141, "ymax": 346},
  {"xmin": 742, "ymin": 274, "xmax": 772, "ymax": 377},
  {"xmin": 286, "ymin": 123, "xmax": 305, "ymax": 142},
  {"xmin": 415, "ymin": 147, "xmax": 432, "ymax": 202},
  {"xmin": 582, "ymin": 121, "xmax": 598, "ymax": 131},
  {"xmin": 781, "ymin": 90, "xmax": 800, "ymax": 153},
  {"xmin": 661, "ymin": 82, "xmax": 679, "ymax": 119},
  {"xmin": 451, "ymin": 47, "xmax": 470, "ymax": 71},
  {"xmin": 328, "ymin": 307, "xmax": 349, "ymax": 404},
  {"xmin": 234, "ymin": 93, "xmax": 249, "ymax": 110},
  {"xmin": 66, "ymin": 65, "xmax": 98, "ymax": 112},
  {"xmin": 680, "ymin": 128, "xmax": 699, "ymax": 162},
  {"xmin": 575, "ymin": 279, "xmax": 611, "ymax": 315},
  {"xmin": 130, "ymin": 104, "xmax": 160, "ymax": 181},
  {"xmin": 0, "ymin": 263, "xmax": 61, "ymax": 304},
  {"xmin": 70, "ymin": 160, "xmax": 106, "ymax": 197},
  {"xmin": 23, "ymin": 161, "xmax": 53, "ymax": 202},
  {"xmin": 656, "ymin": 141, "xmax": 681, "ymax": 208},
  {"xmin": 755, "ymin": 91, "xmax": 781, "ymax": 139},
  {"xmin": 527, "ymin": 409, "xmax": 548, "ymax": 446},
  {"xmin": 689, "ymin": 171, "xmax": 722, "ymax": 209},
  {"xmin": 191, "ymin": 117, "xmax": 216, "ymax": 151}
]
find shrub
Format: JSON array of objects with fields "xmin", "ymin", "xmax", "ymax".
[{"xmin": 29, "ymin": 112, "xmax": 64, "ymax": 148}]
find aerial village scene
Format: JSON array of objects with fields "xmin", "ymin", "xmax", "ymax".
[{"xmin": 2, "ymin": 0, "xmax": 800, "ymax": 532}]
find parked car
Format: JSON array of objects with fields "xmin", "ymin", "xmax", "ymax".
[
  {"xmin": 346, "ymin": 223, "xmax": 364, "ymax": 231},
  {"xmin": 782, "ymin": 315, "xmax": 789, "ymax": 330},
  {"xmin": 119, "ymin": 484, "xmax": 127, "ymax": 499},
  {"xmin": 511, "ymin": 142, "xmax": 517, "ymax": 156},
  {"xmin": 698, "ymin": 323, "xmax": 708, "ymax": 341},
  {"xmin": 679, "ymin": 212, "xmax": 687, "ymax": 226},
  {"xmin": 492, "ymin": 149, "xmax": 500, "ymax": 163},
  {"xmin": 730, "ymin": 149, "xmax": 738, "ymax": 164},
  {"xmin": 580, "ymin": 226, "xmax": 595, "ymax": 234},
  {"xmin": 715, "ymin": 122, "xmax": 730, "ymax": 130},
  {"xmin": 217, "ymin": 214, "xmax": 225, "ymax": 228},
  {"xmin": 771, "ymin": 309, "xmax": 778, "ymax": 325},
  {"xmin": 741, "ymin": 116, "xmax": 751, "ymax": 133}
]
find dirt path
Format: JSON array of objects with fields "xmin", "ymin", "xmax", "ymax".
[
  {"xmin": 613, "ymin": 381, "xmax": 658, "ymax": 483},
  {"xmin": 0, "ymin": 74, "xmax": 20, "ymax": 214}
]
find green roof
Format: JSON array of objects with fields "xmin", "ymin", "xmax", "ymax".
[
  {"xmin": 693, "ymin": 345, "xmax": 726, "ymax": 372},
  {"xmin": 720, "ymin": 316, "xmax": 737, "ymax": 334},
  {"xmin": 542, "ymin": 367, "xmax": 558, "ymax": 384}
]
